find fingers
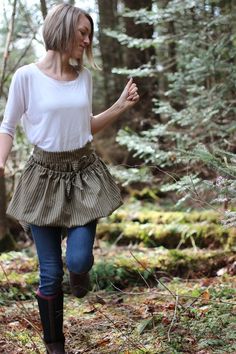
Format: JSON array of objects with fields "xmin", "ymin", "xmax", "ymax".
[
  {"xmin": 127, "ymin": 93, "xmax": 139, "ymax": 102},
  {"xmin": 125, "ymin": 77, "xmax": 133, "ymax": 90},
  {"xmin": 127, "ymin": 82, "xmax": 139, "ymax": 101},
  {"xmin": 122, "ymin": 77, "xmax": 139, "ymax": 104},
  {"xmin": 127, "ymin": 94, "xmax": 139, "ymax": 101},
  {"xmin": 128, "ymin": 85, "xmax": 138, "ymax": 95}
]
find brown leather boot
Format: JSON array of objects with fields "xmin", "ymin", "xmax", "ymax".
[
  {"xmin": 46, "ymin": 342, "xmax": 65, "ymax": 354},
  {"xmin": 69, "ymin": 271, "xmax": 92, "ymax": 298},
  {"xmin": 36, "ymin": 291, "xmax": 65, "ymax": 354}
]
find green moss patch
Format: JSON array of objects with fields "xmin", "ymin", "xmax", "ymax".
[
  {"xmin": 109, "ymin": 209, "xmax": 220, "ymax": 224},
  {"xmin": 92, "ymin": 247, "xmax": 236, "ymax": 290},
  {"xmin": 97, "ymin": 221, "xmax": 236, "ymax": 249}
]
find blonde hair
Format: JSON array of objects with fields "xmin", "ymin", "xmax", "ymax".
[{"xmin": 42, "ymin": 3, "xmax": 96, "ymax": 70}]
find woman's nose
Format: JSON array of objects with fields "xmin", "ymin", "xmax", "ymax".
[{"xmin": 84, "ymin": 35, "xmax": 90, "ymax": 46}]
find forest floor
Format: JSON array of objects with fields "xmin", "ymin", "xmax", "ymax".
[{"xmin": 0, "ymin": 201, "xmax": 236, "ymax": 354}]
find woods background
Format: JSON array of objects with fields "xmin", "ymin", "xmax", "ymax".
[
  {"xmin": 0, "ymin": 1, "xmax": 236, "ymax": 353},
  {"xmin": 1, "ymin": 0, "xmax": 236, "ymax": 246}
]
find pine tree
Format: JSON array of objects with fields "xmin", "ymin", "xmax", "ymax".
[{"xmin": 109, "ymin": 0, "xmax": 236, "ymax": 219}]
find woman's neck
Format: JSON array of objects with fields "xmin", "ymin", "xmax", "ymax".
[{"xmin": 36, "ymin": 50, "xmax": 78, "ymax": 81}]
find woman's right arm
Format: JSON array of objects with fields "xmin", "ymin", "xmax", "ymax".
[
  {"xmin": 0, "ymin": 133, "xmax": 13, "ymax": 176},
  {"xmin": 0, "ymin": 68, "xmax": 26, "ymax": 177}
]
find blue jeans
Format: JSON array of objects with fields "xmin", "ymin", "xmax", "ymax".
[{"xmin": 30, "ymin": 220, "xmax": 97, "ymax": 296}]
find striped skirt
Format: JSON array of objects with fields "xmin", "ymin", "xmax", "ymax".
[{"xmin": 7, "ymin": 142, "xmax": 123, "ymax": 231}]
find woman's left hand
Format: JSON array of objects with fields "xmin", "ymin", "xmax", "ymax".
[
  {"xmin": 117, "ymin": 78, "xmax": 139, "ymax": 111},
  {"xmin": 91, "ymin": 78, "xmax": 140, "ymax": 134}
]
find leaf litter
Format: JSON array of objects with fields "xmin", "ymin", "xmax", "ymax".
[{"xmin": 0, "ymin": 247, "xmax": 235, "ymax": 353}]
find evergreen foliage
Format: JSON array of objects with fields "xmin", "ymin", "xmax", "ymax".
[{"xmin": 108, "ymin": 0, "xmax": 236, "ymax": 221}]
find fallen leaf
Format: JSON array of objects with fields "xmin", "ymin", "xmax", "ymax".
[
  {"xmin": 96, "ymin": 337, "xmax": 111, "ymax": 347},
  {"xmin": 161, "ymin": 316, "xmax": 171, "ymax": 325},
  {"xmin": 201, "ymin": 290, "xmax": 210, "ymax": 302},
  {"xmin": 82, "ymin": 306, "xmax": 96, "ymax": 314},
  {"xmin": 165, "ymin": 302, "xmax": 176, "ymax": 310}
]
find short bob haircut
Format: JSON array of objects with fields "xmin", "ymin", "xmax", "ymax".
[{"xmin": 42, "ymin": 3, "xmax": 96, "ymax": 70}]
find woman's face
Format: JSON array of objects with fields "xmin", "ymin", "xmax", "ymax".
[{"xmin": 70, "ymin": 14, "xmax": 92, "ymax": 60}]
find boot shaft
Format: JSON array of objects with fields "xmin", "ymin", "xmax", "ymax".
[{"xmin": 36, "ymin": 291, "xmax": 65, "ymax": 353}]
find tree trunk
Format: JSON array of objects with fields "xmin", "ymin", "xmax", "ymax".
[
  {"xmin": 0, "ymin": 0, "xmax": 17, "ymax": 251},
  {"xmin": 167, "ymin": 20, "xmax": 177, "ymax": 74},
  {"xmin": 123, "ymin": 0, "xmax": 154, "ymax": 69},
  {"xmin": 156, "ymin": 0, "xmax": 180, "ymax": 112},
  {"xmin": 95, "ymin": 0, "xmax": 128, "ymax": 164},
  {"xmin": 122, "ymin": 0, "xmax": 156, "ymax": 122},
  {"xmin": 97, "ymin": 0, "xmax": 124, "ymax": 108},
  {"xmin": 0, "ymin": 176, "xmax": 7, "ymax": 240},
  {"xmin": 40, "ymin": 0, "xmax": 47, "ymax": 19},
  {"xmin": 0, "ymin": 175, "xmax": 16, "ymax": 252},
  {"xmin": 0, "ymin": 0, "xmax": 17, "ymax": 97}
]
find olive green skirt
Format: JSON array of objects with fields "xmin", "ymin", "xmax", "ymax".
[{"xmin": 7, "ymin": 142, "xmax": 123, "ymax": 231}]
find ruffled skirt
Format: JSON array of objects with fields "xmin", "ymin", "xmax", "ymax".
[{"xmin": 7, "ymin": 142, "xmax": 123, "ymax": 230}]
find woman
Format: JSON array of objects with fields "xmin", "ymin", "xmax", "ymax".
[{"xmin": 0, "ymin": 4, "xmax": 139, "ymax": 354}]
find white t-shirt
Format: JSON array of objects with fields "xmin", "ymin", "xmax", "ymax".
[{"xmin": 0, "ymin": 63, "xmax": 93, "ymax": 151}]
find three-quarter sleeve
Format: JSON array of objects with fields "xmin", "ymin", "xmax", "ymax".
[{"xmin": 0, "ymin": 69, "xmax": 26, "ymax": 138}]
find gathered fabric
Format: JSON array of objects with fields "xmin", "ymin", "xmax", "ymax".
[{"xmin": 7, "ymin": 142, "xmax": 123, "ymax": 231}]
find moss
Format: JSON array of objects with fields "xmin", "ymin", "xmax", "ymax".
[
  {"xmin": 109, "ymin": 209, "xmax": 220, "ymax": 224},
  {"xmin": 95, "ymin": 223, "xmax": 123, "ymax": 239},
  {"xmin": 92, "ymin": 248, "xmax": 236, "ymax": 289},
  {"xmin": 4, "ymin": 330, "xmax": 44, "ymax": 353},
  {"xmin": 97, "ymin": 221, "xmax": 235, "ymax": 249},
  {"xmin": 227, "ymin": 227, "xmax": 236, "ymax": 248},
  {"xmin": 0, "ymin": 251, "xmax": 38, "ymax": 303},
  {"xmin": 25, "ymin": 272, "xmax": 39, "ymax": 285},
  {"xmin": 99, "ymin": 207, "xmax": 233, "ymax": 251}
]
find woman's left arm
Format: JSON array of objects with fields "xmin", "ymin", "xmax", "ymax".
[{"xmin": 91, "ymin": 78, "xmax": 139, "ymax": 135}]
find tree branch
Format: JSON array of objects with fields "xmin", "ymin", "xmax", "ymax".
[
  {"xmin": 40, "ymin": 0, "xmax": 47, "ymax": 19},
  {"xmin": 0, "ymin": 0, "xmax": 17, "ymax": 97}
]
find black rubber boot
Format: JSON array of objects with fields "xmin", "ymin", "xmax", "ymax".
[
  {"xmin": 69, "ymin": 271, "xmax": 92, "ymax": 298},
  {"xmin": 36, "ymin": 291, "xmax": 65, "ymax": 354}
]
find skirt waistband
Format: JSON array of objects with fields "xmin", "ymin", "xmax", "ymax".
[{"xmin": 32, "ymin": 142, "xmax": 94, "ymax": 164}]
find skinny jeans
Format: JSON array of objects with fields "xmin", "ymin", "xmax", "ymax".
[{"xmin": 30, "ymin": 220, "xmax": 97, "ymax": 296}]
